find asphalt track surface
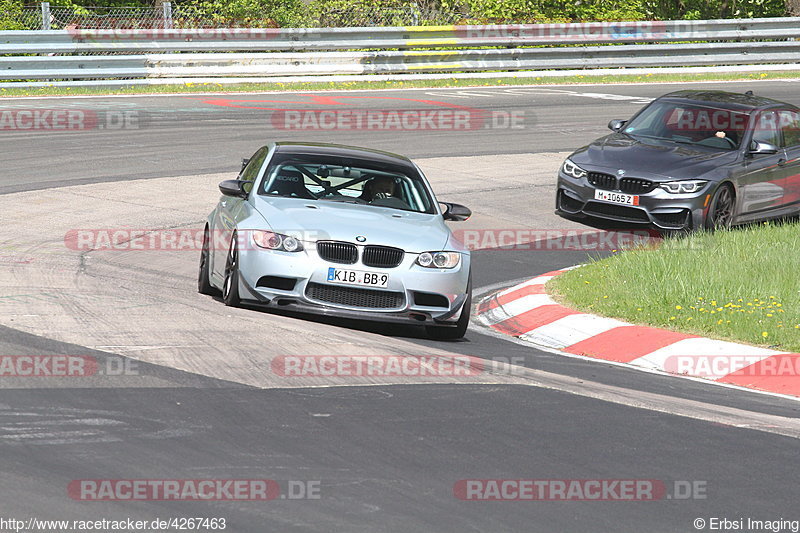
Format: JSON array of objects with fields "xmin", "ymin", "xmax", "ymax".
[{"xmin": 1, "ymin": 81, "xmax": 800, "ymax": 532}]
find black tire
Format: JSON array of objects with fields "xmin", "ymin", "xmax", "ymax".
[
  {"xmin": 198, "ymin": 226, "xmax": 220, "ymax": 296},
  {"xmin": 705, "ymin": 183, "xmax": 735, "ymax": 230},
  {"xmin": 426, "ymin": 291, "xmax": 471, "ymax": 341},
  {"xmin": 222, "ymin": 233, "xmax": 241, "ymax": 307}
]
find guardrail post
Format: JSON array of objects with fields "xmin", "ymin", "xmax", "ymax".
[
  {"xmin": 40, "ymin": 2, "xmax": 50, "ymax": 30},
  {"xmin": 163, "ymin": 2, "xmax": 173, "ymax": 30}
]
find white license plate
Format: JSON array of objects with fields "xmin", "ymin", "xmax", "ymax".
[
  {"xmin": 327, "ymin": 267, "xmax": 389, "ymax": 288},
  {"xmin": 594, "ymin": 189, "xmax": 639, "ymax": 206}
]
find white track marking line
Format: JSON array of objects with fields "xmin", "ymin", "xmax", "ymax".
[
  {"xmin": 519, "ymin": 314, "xmax": 630, "ymax": 349},
  {"xmin": 496, "ymin": 275, "xmax": 553, "ymax": 296},
  {"xmin": 480, "ymin": 293, "xmax": 556, "ymax": 326},
  {"xmin": 6, "ymin": 78, "xmax": 792, "ymax": 101}
]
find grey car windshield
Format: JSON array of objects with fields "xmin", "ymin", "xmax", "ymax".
[
  {"xmin": 623, "ymin": 101, "xmax": 750, "ymax": 150},
  {"xmin": 259, "ymin": 156, "xmax": 436, "ymax": 214}
]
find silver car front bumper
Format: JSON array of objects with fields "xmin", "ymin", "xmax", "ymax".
[{"xmin": 235, "ymin": 242, "xmax": 471, "ymax": 326}]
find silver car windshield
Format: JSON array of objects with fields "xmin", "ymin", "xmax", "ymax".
[
  {"xmin": 623, "ymin": 101, "xmax": 749, "ymax": 150},
  {"xmin": 258, "ymin": 157, "xmax": 436, "ymax": 214}
]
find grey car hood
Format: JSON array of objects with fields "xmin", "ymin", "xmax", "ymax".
[
  {"xmin": 252, "ymin": 196, "xmax": 450, "ymax": 253},
  {"xmin": 570, "ymin": 133, "xmax": 740, "ymax": 180}
]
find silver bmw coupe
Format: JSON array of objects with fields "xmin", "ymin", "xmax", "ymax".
[{"xmin": 198, "ymin": 142, "xmax": 473, "ymax": 340}]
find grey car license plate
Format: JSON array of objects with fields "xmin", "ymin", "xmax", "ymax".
[{"xmin": 594, "ymin": 189, "xmax": 639, "ymax": 206}]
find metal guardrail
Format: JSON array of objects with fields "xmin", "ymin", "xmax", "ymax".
[{"xmin": 2, "ymin": 17, "xmax": 800, "ymax": 84}]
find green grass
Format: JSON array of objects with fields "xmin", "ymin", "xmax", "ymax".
[
  {"xmin": 0, "ymin": 69, "xmax": 794, "ymax": 97},
  {"xmin": 548, "ymin": 221, "xmax": 800, "ymax": 352}
]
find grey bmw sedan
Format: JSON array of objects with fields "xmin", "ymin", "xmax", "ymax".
[
  {"xmin": 556, "ymin": 90, "xmax": 800, "ymax": 230},
  {"xmin": 198, "ymin": 142, "xmax": 472, "ymax": 340}
]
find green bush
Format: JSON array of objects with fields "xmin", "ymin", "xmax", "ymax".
[
  {"xmin": 1, "ymin": 0, "xmax": 26, "ymax": 29},
  {"xmin": 175, "ymin": 0, "xmax": 310, "ymax": 28},
  {"xmin": 642, "ymin": 0, "xmax": 786, "ymax": 19},
  {"xmin": 2, "ymin": 0, "xmax": 790, "ymax": 32},
  {"xmin": 438, "ymin": 0, "xmax": 647, "ymax": 23}
]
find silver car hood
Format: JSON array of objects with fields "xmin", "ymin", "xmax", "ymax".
[{"xmin": 252, "ymin": 196, "xmax": 451, "ymax": 253}]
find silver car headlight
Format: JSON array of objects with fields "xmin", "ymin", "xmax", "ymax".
[
  {"xmin": 416, "ymin": 251, "xmax": 461, "ymax": 269},
  {"xmin": 562, "ymin": 159, "xmax": 587, "ymax": 179},
  {"xmin": 659, "ymin": 180, "xmax": 708, "ymax": 194},
  {"xmin": 251, "ymin": 231, "xmax": 303, "ymax": 252}
]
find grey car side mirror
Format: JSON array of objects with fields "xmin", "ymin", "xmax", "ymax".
[
  {"xmin": 219, "ymin": 179, "xmax": 249, "ymax": 198},
  {"xmin": 440, "ymin": 202, "xmax": 471, "ymax": 221},
  {"xmin": 608, "ymin": 119, "xmax": 627, "ymax": 132},
  {"xmin": 748, "ymin": 140, "xmax": 779, "ymax": 155}
]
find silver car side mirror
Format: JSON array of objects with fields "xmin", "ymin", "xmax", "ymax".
[{"xmin": 219, "ymin": 180, "xmax": 249, "ymax": 198}]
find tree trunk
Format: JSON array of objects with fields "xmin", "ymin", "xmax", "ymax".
[{"xmin": 786, "ymin": 0, "xmax": 800, "ymax": 15}]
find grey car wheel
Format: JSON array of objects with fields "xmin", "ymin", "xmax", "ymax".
[
  {"xmin": 222, "ymin": 234, "xmax": 241, "ymax": 307},
  {"xmin": 705, "ymin": 184, "xmax": 735, "ymax": 230}
]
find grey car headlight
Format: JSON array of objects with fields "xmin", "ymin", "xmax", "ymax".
[
  {"xmin": 252, "ymin": 231, "xmax": 303, "ymax": 252},
  {"xmin": 416, "ymin": 251, "xmax": 461, "ymax": 269},
  {"xmin": 562, "ymin": 159, "xmax": 587, "ymax": 179},
  {"xmin": 659, "ymin": 180, "xmax": 708, "ymax": 194}
]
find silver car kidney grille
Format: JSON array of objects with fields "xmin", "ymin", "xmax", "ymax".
[
  {"xmin": 362, "ymin": 246, "xmax": 404, "ymax": 268},
  {"xmin": 317, "ymin": 241, "xmax": 358, "ymax": 264}
]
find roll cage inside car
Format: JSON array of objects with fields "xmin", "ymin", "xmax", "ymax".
[{"xmin": 258, "ymin": 157, "xmax": 436, "ymax": 214}]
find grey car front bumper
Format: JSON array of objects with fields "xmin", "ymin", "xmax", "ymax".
[{"xmin": 555, "ymin": 170, "xmax": 712, "ymax": 230}]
